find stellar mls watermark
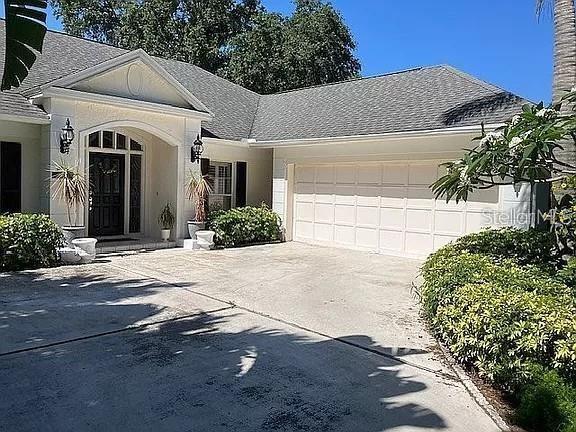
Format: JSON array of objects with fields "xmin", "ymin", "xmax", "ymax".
[{"xmin": 480, "ymin": 209, "xmax": 550, "ymax": 227}]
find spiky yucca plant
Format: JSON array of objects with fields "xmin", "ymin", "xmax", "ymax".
[
  {"xmin": 50, "ymin": 160, "xmax": 87, "ymax": 227},
  {"xmin": 185, "ymin": 170, "xmax": 212, "ymax": 222}
]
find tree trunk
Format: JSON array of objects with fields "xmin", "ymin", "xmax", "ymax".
[{"xmin": 552, "ymin": 0, "xmax": 576, "ymax": 167}]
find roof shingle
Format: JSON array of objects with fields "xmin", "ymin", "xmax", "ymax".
[{"xmin": 0, "ymin": 20, "xmax": 527, "ymax": 141}]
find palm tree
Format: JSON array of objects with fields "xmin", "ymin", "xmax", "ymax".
[
  {"xmin": 537, "ymin": 0, "xmax": 576, "ymax": 165},
  {"xmin": 1, "ymin": 0, "xmax": 48, "ymax": 90}
]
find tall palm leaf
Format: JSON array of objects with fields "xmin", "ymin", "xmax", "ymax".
[{"xmin": 1, "ymin": 0, "xmax": 47, "ymax": 90}]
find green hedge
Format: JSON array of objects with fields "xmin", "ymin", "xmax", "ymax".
[
  {"xmin": 419, "ymin": 228, "xmax": 576, "ymax": 431},
  {"xmin": 448, "ymin": 227, "xmax": 555, "ymax": 267},
  {"xmin": 208, "ymin": 205, "xmax": 282, "ymax": 247},
  {"xmin": 0, "ymin": 213, "xmax": 64, "ymax": 271}
]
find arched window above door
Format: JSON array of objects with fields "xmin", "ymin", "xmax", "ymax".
[{"xmin": 88, "ymin": 131, "xmax": 143, "ymax": 153}]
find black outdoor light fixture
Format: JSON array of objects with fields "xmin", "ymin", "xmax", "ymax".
[
  {"xmin": 191, "ymin": 134, "xmax": 204, "ymax": 163},
  {"xmin": 59, "ymin": 118, "xmax": 75, "ymax": 154}
]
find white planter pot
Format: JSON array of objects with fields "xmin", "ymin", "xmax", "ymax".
[
  {"xmin": 187, "ymin": 221, "xmax": 205, "ymax": 239},
  {"xmin": 196, "ymin": 230, "xmax": 215, "ymax": 250},
  {"xmin": 160, "ymin": 229, "xmax": 171, "ymax": 241},
  {"xmin": 62, "ymin": 226, "xmax": 85, "ymax": 244},
  {"xmin": 71, "ymin": 238, "xmax": 98, "ymax": 263}
]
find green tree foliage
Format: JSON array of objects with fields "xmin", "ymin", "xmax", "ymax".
[
  {"xmin": 49, "ymin": 0, "xmax": 361, "ymax": 93},
  {"xmin": 50, "ymin": 0, "xmax": 262, "ymax": 72},
  {"xmin": 224, "ymin": 0, "xmax": 361, "ymax": 93}
]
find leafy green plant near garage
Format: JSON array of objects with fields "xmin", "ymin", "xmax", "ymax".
[
  {"xmin": 207, "ymin": 205, "xmax": 282, "ymax": 248},
  {"xmin": 0, "ymin": 213, "xmax": 64, "ymax": 271}
]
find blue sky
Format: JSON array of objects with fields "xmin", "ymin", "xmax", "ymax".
[{"xmin": 2, "ymin": 0, "xmax": 553, "ymax": 102}]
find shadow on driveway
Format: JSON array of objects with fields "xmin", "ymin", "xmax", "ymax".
[{"xmin": 0, "ymin": 270, "xmax": 449, "ymax": 432}]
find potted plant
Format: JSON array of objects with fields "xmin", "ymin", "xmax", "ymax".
[
  {"xmin": 50, "ymin": 160, "xmax": 88, "ymax": 243},
  {"xmin": 185, "ymin": 169, "xmax": 212, "ymax": 239},
  {"xmin": 158, "ymin": 202, "xmax": 175, "ymax": 241}
]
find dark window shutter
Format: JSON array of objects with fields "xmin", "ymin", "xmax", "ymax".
[
  {"xmin": 200, "ymin": 158, "xmax": 210, "ymax": 176},
  {"xmin": 0, "ymin": 142, "xmax": 21, "ymax": 213},
  {"xmin": 235, "ymin": 161, "xmax": 247, "ymax": 207}
]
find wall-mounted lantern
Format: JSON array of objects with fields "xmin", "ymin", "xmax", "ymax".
[
  {"xmin": 191, "ymin": 134, "xmax": 204, "ymax": 163},
  {"xmin": 59, "ymin": 118, "xmax": 75, "ymax": 154}
]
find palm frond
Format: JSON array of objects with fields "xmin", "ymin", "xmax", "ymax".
[
  {"xmin": 50, "ymin": 160, "xmax": 87, "ymax": 226},
  {"xmin": 2, "ymin": 0, "xmax": 48, "ymax": 90},
  {"xmin": 536, "ymin": 0, "xmax": 551, "ymax": 19}
]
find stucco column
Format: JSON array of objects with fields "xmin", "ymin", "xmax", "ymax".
[
  {"xmin": 178, "ymin": 118, "xmax": 202, "ymax": 239},
  {"xmin": 41, "ymin": 98, "xmax": 84, "ymax": 230}
]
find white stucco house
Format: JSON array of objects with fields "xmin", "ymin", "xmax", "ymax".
[{"xmin": 0, "ymin": 22, "xmax": 532, "ymax": 258}]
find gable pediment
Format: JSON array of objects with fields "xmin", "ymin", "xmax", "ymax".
[{"xmin": 40, "ymin": 50, "xmax": 211, "ymax": 114}]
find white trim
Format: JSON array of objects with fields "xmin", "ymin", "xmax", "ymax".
[
  {"xmin": 0, "ymin": 113, "xmax": 50, "ymax": 125},
  {"xmin": 249, "ymin": 124, "xmax": 504, "ymax": 148},
  {"xmin": 27, "ymin": 49, "xmax": 213, "ymax": 116},
  {"xmin": 204, "ymin": 137, "xmax": 250, "ymax": 148},
  {"xmin": 80, "ymin": 120, "xmax": 183, "ymax": 147},
  {"xmin": 30, "ymin": 87, "xmax": 213, "ymax": 122}
]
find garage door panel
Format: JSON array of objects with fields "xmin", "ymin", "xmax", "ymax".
[
  {"xmin": 465, "ymin": 211, "xmax": 491, "ymax": 233},
  {"xmin": 357, "ymin": 165, "xmax": 381, "ymax": 184},
  {"xmin": 380, "ymin": 230, "xmax": 404, "ymax": 252},
  {"xmin": 407, "ymin": 187, "xmax": 434, "ymax": 208},
  {"xmin": 357, "ymin": 206, "xmax": 378, "ymax": 227},
  {"xmin": 381, "ymin": 187, "xmax": 406, "ymax": 207},
  {"xmin": 314, "ymin": 203, "xmax": 334, "ymax": 223},
  {"xmin": 315, "ymin": 183, "xmax": 334, "ymax": 201},
  {"xmin": 356, "ymin": 186, "xmax": 380, "ymax": 207},
  {"xmin": 295, "ymin": 221, "xmax": 313, "ymax": 239},
  {"xmin": 295, "ymin": 182, "xmax": 314, "ymax": 199},
  {"xmin": 356, "ymin": 227, "xmax": 378, "ymax": 249},
  {"xmin": 380, "ymin": 207, "xmax": 404, "ymax": 230},
  {"xmin": 383, "ymin": 165, "xmax": 408, "ymax": 185},
  {"xmin": 296, "ymin": 166, "xmax": 315, "ymax": 183},
  {"xmin": 434, "ymin": 210, "xmax": 463, "ymax": 235},
  {"xmin": 314, "ymin": 223, "xmax": 333, "ymax": 242},
  {"xmin": 405, "ymin": 232, "xmax": 433, "ymax": 255},
  {"xmin": 335, "ymin": 166, "xmax": 356, "ymax": 184},
  {"xmin": 295, "ymin": 202, "xmax": 314, "ymax": 221},
  {"xmin": 334, "ymin": 185, "xmax": 355, "ymax": 205},
  {"xmin": 409, "ymin": 165, "xmax": 438, "ymax": 185},
  {"xmin": 334, "ymin": 225, "xmax": 355, "ymax": 245},
  {"xmin": 316, "ymin": 166, "xmax": 334, "ymax": 183},
  {"xmin": 334, "ymin": 205, "xmax": 355, "ymax": 225},
  {"xmin": 406, "ymin": 209, "xmax": 432, "ymax": 231},
  {"xmin": 434, "ymin": 234, "xmax": 458, "ymax": 250}
]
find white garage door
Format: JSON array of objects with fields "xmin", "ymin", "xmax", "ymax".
[{"xmin": 292, "ymin": 162, "xmax": 499, "ymax": 258}]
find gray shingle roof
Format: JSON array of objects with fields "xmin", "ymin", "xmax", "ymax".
[
  {"xmin": 0, "ymin": 20, "xmax": 526, "ymax": 141},
  {"xmin": 250, "ymin": 66, "xmax": 526, "ymax": 141}
]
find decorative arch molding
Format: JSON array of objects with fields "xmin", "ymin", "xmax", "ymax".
[{"xmin": 79, "ymin": 120, "xmax": 183, "ymax": 148}]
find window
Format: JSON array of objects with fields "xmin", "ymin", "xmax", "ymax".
[
  {"xmin": 116, "ymin": 134, "xmax": 126, "ymax": 150},
  {"xmin": 209, "ymin": 162, "xmax": 232, "ymax": 211},
  {"xmin": 130, "ymin": 139, "xmax": 142, "ymax": 151},
  {"xmin": 102, "ymin": 131, "xmax": 114, "ymax": 148},
  {"xmin": 88, "ymin": 132, "xmax": 100, "ymax": 148}
]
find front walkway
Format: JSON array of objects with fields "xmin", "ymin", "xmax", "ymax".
[{"xmin": 0, "ymin": 243, "xmax": 500, "ymax": 431}]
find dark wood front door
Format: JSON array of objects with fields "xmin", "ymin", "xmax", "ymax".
[{"xmin": 89, "ymin": 153, "xmax": 125, "ymax": 236}]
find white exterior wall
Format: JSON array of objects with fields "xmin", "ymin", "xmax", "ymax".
[
  {"xmin": 203, "ymin": 139, "xmax": 273, "ymax": 207},
  {"xmin": 271, "ymin": 132, "xmax": 531, "ymax": 253},
  {"xmin": 0, "ymin": 120, "xmax": 43, "ymax": 213}
]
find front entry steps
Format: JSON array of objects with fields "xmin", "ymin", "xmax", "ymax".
[{"xmin": 96, "ymin": 238, "xmax": 176, "ymax": 255}]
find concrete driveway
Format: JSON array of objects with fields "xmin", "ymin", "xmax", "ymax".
[{"xmin": 0, "ymin": 243, "xmax": 500, "ymax": 432}]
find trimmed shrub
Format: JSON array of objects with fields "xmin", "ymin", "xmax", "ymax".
[
  {"xmin": 419, "ymin": 247, "xmax": 566, "ymax": 320},
  {"xmin": 0, "ymin": 213, "xmax": 64, "ymax": 271},
  {"xmin": 208, "ymin": 205, "xmax": 282, "ymax": 247},
  {"xmin": 557, "ymin": 257, "xmax": 576, "ymax": 289},
  {"xmin": 517, "ymin": 366, "xmax": 576, "ymax": 432},
  {"xmin": 449, "ymin": 227, "xmax": 555, "ymax": 267},
  {"xmin": 434, "ymin": 281, "xmax": 576, "ymax": 389}
]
